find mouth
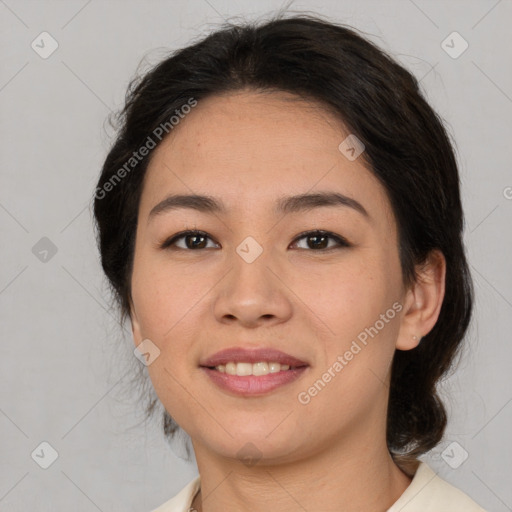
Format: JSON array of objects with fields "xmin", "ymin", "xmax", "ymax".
[
  {"xmin": 199, "ymin": 347, "xmax": 309, "ymax": 396},
  {"xmin": 206, "ymin": 361, "xmax": 305, "ymax": 375}
]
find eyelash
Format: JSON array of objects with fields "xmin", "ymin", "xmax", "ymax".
[{"xmin": 159, "ymin": 229, "xmax": 351, "ymax": 252}]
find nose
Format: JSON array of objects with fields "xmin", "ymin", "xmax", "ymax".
[{"xmin": 212, "ymin": 246, "xmax": 293, "ymax": 328}]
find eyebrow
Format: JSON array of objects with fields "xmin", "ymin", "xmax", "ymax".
[{"xmin": 148, "ymin": 191, "xmax": 369, "ymax": 221}]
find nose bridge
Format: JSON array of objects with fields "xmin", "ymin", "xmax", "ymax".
[
  {"xmin": 230, "ymin": 233, "xmax": 277, "ymax": 298},
  {"xmin": 213, "ymin": 233, "xmax": 292, "ymax": 325}
]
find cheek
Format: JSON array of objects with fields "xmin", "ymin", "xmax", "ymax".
[
  {"xmin": 300, "ymin": 254, "xmax": 390, "ymax": 333},
  {"xmin": 130, "ymin": 258, "xmax": 207, "ymax": 415},
  {"xmin": 131, "ymin": 257, "xmax": 203, "ymax": 421},
  {"xmin": 130, "ymin": 251, "xmax": 207, "ymax": 340},
  {"xmin": 304, "ymin": 250, "xmax": 401, "ymax": 379}
]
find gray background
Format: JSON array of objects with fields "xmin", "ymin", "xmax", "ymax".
[{"xmin": 1, "ymin": 0, "xmax": 511, "ymax": 510}]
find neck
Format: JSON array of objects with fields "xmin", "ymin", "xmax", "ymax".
[{"xmin": 190, "ymin": 428, "xmax": 415, "ymax": 512}]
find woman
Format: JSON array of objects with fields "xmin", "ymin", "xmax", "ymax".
[{"xmin": 93, "ymin": 13, "xmax": 486, "ymax": 512}]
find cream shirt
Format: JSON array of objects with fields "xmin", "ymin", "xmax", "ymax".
[{"xmin": 150, "ymin": 462, "xmax": 487, "ymax": 512}]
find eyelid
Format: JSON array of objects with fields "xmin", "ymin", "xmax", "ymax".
[
  {"xmin": 159, "ymin": 229, "xmax": 218, "ymax": 250},
  {"xmin": 289, "ymin": 230, "xmax": 351, "ymax": 250},
  {"xmin": 159, "ymin": 229, "xmax": 351, "ymax": 250}
]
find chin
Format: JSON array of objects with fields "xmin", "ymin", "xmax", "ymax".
[{"xmin": 195, "ymin": 429, "xmax": 306, "ymax": 467}]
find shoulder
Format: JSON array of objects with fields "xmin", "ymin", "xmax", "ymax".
[
  {"xmin": 387, "ymin": 462, "xmax": 487, "ymax": 512},
  {"xmin": 150, "ymin": 475, "xmax": 201, "ymax": 512}
]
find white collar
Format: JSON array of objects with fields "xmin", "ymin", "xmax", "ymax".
[{"xmin": 151, "ymin": 461, "xmax": 486, "ymax": 511}]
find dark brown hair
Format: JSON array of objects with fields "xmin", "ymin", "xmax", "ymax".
[{"xmin": 92, "ymin": 12, "xmax": 473, "ymax": 465}]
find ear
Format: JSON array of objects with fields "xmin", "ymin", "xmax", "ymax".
[
  {"xmin": 128, "ymin": 293, "xmax": 143, "ymax": 347},
  {"xmin": 395, "ymin": 249, "xmax": 446, "ymax": 351}
]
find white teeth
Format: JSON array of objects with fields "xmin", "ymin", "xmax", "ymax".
[
  {"xmin": 216, "ymin": 362, "xmax": 293, "ymax": 375},
  {"xmin": 236, "ymin": 362, "xmax": 252, "ymax": 376},
  {"xmin": 253, "ymin": 362, "xmax": 268, "ymax": 376},
  {"xmin": 268, "ymin": 362, "xmax": 280, "ymax": 373}
]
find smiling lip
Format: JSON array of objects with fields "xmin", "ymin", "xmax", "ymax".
[
  {"xmin": 199, "ymin": 347, "xmax": 308, "ymax": 367},
  {"xmin": 201, "ymin": 367, "xmax": 308, "ymax": 396},
  {"xmin": 199, "ymin": 347, "xmax": 309, "ymax": 397}
]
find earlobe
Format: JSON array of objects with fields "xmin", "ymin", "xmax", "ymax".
[{"xmin": 395, "ymin": 249, "xmax": 446, "ymax": 351}]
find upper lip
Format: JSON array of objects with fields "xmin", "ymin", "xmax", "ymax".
[{"xmin": 200, "ymin": 347, "xmax": 309, "ymax": 367}]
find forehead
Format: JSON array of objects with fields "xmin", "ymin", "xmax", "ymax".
[
  {"xmin": 140, "ymin": 90, "xmax": 394, "ymax": 226},
  {"xmin": 159, "ymin": 90, "xmax": 347, "ymax": 161}
]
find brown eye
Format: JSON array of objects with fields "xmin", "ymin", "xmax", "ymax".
[
  {"xmin": 160, "ymin": 229, "xmax": 350, "ymax": 252},
  {"xmin": 290, "ymin": 230, "xmax": 350, "ymax": 251},
  {"xmin": 161, "ymin": 230, "xmax": 218, "ymax": 250}
]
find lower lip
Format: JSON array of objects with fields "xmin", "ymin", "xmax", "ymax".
[{"xmin": 200, "ymin": 366, "xmax": 308, "ymax": 396}]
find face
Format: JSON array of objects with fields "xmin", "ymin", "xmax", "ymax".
[{"xmin": 129, "ymin": 90, "xmax": 416, "ymax": 466}]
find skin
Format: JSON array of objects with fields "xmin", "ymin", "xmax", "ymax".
[{"xmin": 129, "ymin": 89, "xmax": 446, "ymax": 512}]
